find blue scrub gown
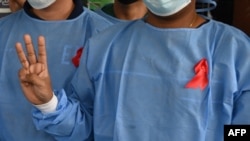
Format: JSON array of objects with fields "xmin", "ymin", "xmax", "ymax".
[
  {"xmin": 0, "ymin": 7, "xmax": 111, "ymax": 141},
  {"xmin": 31, "ymin": 18, "xmax": 250, "ymax": 140}
]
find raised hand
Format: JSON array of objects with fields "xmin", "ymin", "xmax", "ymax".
[{"xmin": 15, "ymin": 34, "xmax": 53, "ymax": 105}]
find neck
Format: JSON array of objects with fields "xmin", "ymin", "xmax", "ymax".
[
  {"xmin": 114, "ymin": 0, "xmax": 147, "ymax": 20},
  {"xmin": 145, "ymin": 1, "xmax": 205, "ymax": 28},
  {"xmin": 32, "ymin": 0, "xmax": 75, "ymax": 20},
  {"xmin": 9, "ymin": 0, "xmax": 25, "ymax": 12}
]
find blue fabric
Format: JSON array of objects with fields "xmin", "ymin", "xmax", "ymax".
[
  {"xmin": 34, "ymin": 18, "xmax": 250, "ymax": 141},
  {"xmin": 0, "ymin": 7, "xmax": 112, "ymax": 141}
]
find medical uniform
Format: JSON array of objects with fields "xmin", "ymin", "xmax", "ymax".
[
  {"xmin": 30, "ymin": 18, "xmax": 250, "ymax": 140},
  {"xmin": 0, "ymin": 0, "xmax": 111, "ymax": 140}
]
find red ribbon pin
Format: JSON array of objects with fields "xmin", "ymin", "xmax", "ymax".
[
  {"xmin": 72, "ymin": 47, "xmax": 83, "ymax": 67},
  {"xmin": 185, "ymin": 58, "xmax": 209, "ymax": 90}
]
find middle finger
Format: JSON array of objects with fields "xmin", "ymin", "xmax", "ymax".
[{"xmin": 24, "ymin": 34, "xmax": 37, "ymax": 64}]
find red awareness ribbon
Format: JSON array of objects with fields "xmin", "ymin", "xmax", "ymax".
[
  {"xmin": 185, "ymin": 58, "xmax": 209, "ymax": 90},
  {"xmin": 72, "ymin": 47, "xmax": 83, "ymax": 67}
]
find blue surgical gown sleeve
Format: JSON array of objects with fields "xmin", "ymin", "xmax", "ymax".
[
  {"xmin": 232, "ymin": 91, "xmax": 250, "ymax": 123},
  {"xmin": 231, "ymin": 36, "xmax": 250, "ymax": 124},
  {"xmin": 32, "ymin": 43, "xmax": 95, "ymax": 141}
]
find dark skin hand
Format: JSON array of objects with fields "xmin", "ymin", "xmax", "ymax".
[{"xmin": 15, "ymin": 34, "xmax": 53, "ymax": 105}]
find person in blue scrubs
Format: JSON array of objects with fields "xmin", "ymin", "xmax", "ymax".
[
  {"xmin": 0, "ymin": 0, "xmax": 111, "ymax": 140},
  {"xmin": 95, "ymin": 0, "xmax": 148, "ymax": 24},
  {"xmin": 15, "ymin": 0, "xmax": 250, "ymax": 140}
]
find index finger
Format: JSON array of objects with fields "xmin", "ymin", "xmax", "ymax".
[
  {"xmin": 15, "ymin": 42, "xmax": 29, "ymax": 69},
  {"xmin": 37, "ymin": 36, "xmax": 48, "ymax": 67}
]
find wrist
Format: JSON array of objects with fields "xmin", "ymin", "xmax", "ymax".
[{"xmin": 33, "ymin": 93, "xmax": 58, "ymax": 114}]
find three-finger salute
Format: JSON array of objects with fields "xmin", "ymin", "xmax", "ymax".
[{"xmin": 15, "ymin": 34, "xmax": 54, "ymax": 106}]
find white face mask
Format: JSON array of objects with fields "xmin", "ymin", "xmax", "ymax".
[
  {"xmin": 28, "ymin": 0, "xmax": 56, "ymax": 9},
  {"xmin": 143, "ymin": 0, "xmax": 191, "ymax": 16}
]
